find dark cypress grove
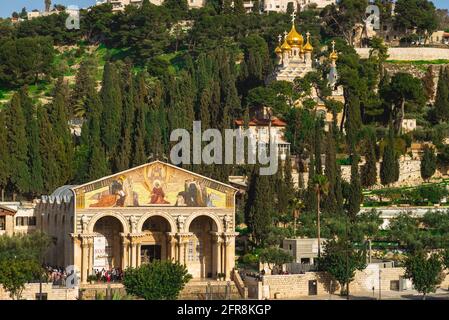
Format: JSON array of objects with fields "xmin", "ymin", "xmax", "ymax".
[
  {"xmin": 20, "ymin": 87, "xmax": 44, "ymax": 196},
  {"xmin": 6, "ymin": 92, "xmax": 30, "ymax": 197}
]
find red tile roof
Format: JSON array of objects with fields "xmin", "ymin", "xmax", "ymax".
[{"xmin": 235, "ymin": 117, "xmax": 287, "ymax": 127}]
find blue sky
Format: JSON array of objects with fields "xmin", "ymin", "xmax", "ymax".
[
  {"xmin": 0, "ymin": 0, "xmax": 97, "ymax": 17},
  {"xmin": 0, "ymin": 0, "xmax": 448, "ymax": 17}
]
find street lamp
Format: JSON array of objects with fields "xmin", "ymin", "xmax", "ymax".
[
  {"xmin": 379, "ymin": 269, "xmax": 382, "ymax": 300},
  {"xmin": 39, "ymin": 213, "xmax": 45, "ymax": 300}
]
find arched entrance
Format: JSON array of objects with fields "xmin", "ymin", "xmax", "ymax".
[
  {"xmin": 188, "ymin": 216, "xmax": 218, "ymax": 279},
  {"xmin": 141, "ymin": 216, "xmax": 172, "ymax": 263},
  {"xmin": 93, "ymin": 216, "xmax": 123, "ymax": 270}
]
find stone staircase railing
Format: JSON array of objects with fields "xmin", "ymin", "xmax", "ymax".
[{"xmin": 231, "ymin": 269, "xmax": 248, "ymax": 299}]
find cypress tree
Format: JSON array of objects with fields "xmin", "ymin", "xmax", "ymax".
[
  {"xmin": 314, "ymin": 118, "xmax": 323, "ymax": 175},
  {"xmin": 132, "ymin": 98, "xmax": 147, "ymax": 166},
  {"xmin": 345, "ymin": 93, "xmax": 362, "ymax": 152},
  {"xmin": 48, "ymin": 78, "xmax": 73, "ymax": 184},
  {"xmin": 20, "ymin": 87, "xmax": 44, "ymax": 196},
  {"xmin": 434, "ymin": 66, "xmax": 449, "ymax": 123},
  {"xmin": 348, "ymin": 154, "xmax": 362, "ymax": 220},
  {"xmin": 420, "ymin": 145, "xmax": 437, "ymax": 182},
  {"xmin": 100, "ymin": 62, "xmax": 123, "ymax": 158},
  {"xmin": 115, "ymin": 63, "xmax": 135, "ymax": 172},
  {"xmin": 6, "ymin": 93, "xmax": 30, "ymax": 197},
  {"xmin": 0, "ymin": 110, "xmax": 10, "ymax": 200},
  {"xmin": 361, "ymin": 128, "xmax": 378, "ymax": 188},
  {"xmin": 304, "ymin": 152, "xmax": 318, "ymax": 213},
  {"xmin": 38, "ymin": 107, "xmax": 60, "ymax": 193},
  {"xmin": 323, "ymin": 129, "xmax": 338, "ymax": 213},
  {"xmin": 380, "ymin": 127, "xmax": 400, "ymax": 186},
  {"xmin": 87, "ymin": 108, "xmax": 109, "ymax": 181},
  {"xmin": 70, "ymin": 57, "xmax": 98, "ymax": 118},
  {"xmin": 245, "ymin": 167, "xmax": 273, "ymax": 246}
]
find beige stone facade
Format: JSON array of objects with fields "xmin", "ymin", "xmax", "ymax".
[
  {"xmin": 247, "ymin": 267, "xmax": 449, "ymax": 299},
  {"xmin": 0, "ymin": 283, "xmax": 78, "ymax": 300},
  {"xmin": 35, "ymin": 161, "xmax": 238, "ymax": 283}
]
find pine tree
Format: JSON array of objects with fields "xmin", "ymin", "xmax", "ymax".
[
  {"xmin": 87, "ymin": 111, "xmax": 109, "ymax": 181},
  {"xmin": 251, "ymin": 0, "xmax": 260, "ymax": 13},
  {"xmin": 420, "ymin": 145, "xmax": 437, "ymax": 182},
  {"xmin": 380, "ymin": 127, "xmax": 400, "ymax": 186},
  {"xmin": 6, "ymin": 93, "xmax": 30, "ymax": 196},
  {"xmin": 0, "ymin": 110, "xmax": 10, "ymax": 200},
  {"xmin": 20, "ymin": 87, "xmax": 44, "ymax": 196},
  {"xmin": 361, "ymin": 128, "xmax": 377, "ymax": 188},
  {"xmin": 434, "ymin": 66, "xmax": 449, "ymax": 123}
]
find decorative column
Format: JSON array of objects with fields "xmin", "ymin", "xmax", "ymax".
[
  {"xmin": 121, "ymin": 235, "xmax": 128, "ymax": 270},
  {"xmin": 87, "ymin": 238, "xmax": 94, "ymax": 277},
  {"xmin": 211, "ymin": 233, "xmax": 223, "ymax": 278},
  {"xmin": 223, "ymin": 233, "xmax": 237, "ymax": 280},
  {"xmin": 137, "ymin": 243, "xmax": 141, "ymax": 267},
  {"xmin": 81, "ymin": 241, "xmax": 89, "ymax": 283}
]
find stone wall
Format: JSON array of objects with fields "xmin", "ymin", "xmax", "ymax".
[
  {"xmin": 356, "ymin": 48, "xmax": 449, "ymax": 61},
  {"xmin": 255, "ymin": 268, "xmax": 449, "ymax": 299},
  {"xmin": 0, "ymin": 283, "xmax": 78, "ymax": 300}
]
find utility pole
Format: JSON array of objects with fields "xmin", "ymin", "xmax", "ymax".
[{"xmin": 378, "ymin": 269, "xmax": 382, "ymax": 300}]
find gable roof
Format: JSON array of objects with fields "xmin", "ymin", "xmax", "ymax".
[
  {"xmin": 0, "ymin": 205, "xmax": 17, "ymax": 216},
  {"xmin": 71, "ymin": 160, "xmax": 238, "ymax": 193}
]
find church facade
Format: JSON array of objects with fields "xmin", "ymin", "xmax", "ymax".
[{"xmin": 35, "ymin": 161, "xmax": 238, "ymax": 283}]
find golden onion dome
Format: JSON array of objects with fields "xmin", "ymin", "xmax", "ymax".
[
  {"xmin": 330, "ymin": 51, "xmax": 338, "ymax": 61},
  {"xmin": 281, "ymin": 39, "xmax": 292, "ymax": 51},
  {"xmin": 303, "ymin": 33, "xmax": 313, "ymax": 52},
  {"xmin": 275, "ymin": 46, "xmax": 282, "ymax": 54},
  {"xmin": 286, "ymin": 25, "xmax": 303, "ymax": 47}
]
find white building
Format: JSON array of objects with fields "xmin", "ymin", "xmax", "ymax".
[
  {"xmin": 263, "ymin": 0, "xmax": 335, "ymax": 13},
  {"xmin": 0, "ymin": 202, "xmax": 37, "ymax": 236},
  {"xmin": 97, "ymin": 0, "xmax": 205, "ymax": 12}
]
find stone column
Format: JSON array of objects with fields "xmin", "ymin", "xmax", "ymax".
[
  {"xmin": 81, "ymin": 241, "xmax": 89, "ymax": 283},
  {"xmin": 224, "ymin": 234, "xmax": 236, "ymax": 280},
  {"xmin": 212, "ymin": 233, "xmax": 222, "ymax": 278},
  {"xmin": 168, "ymin": 233, "xmax": 176, "ymax": 262},
  {"xmin": 121, "ymin": 240, "xmax": 128, "ymax": 270},
  {"xmin": 137, "ymin": 243, "xmax": 141, "ymax": 267},
  {"xmin": 87, "ymin": 239, "xmax": 93, "ymax": 277}
]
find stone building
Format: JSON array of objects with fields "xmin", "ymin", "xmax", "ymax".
[
  {"xmin": 35, "ymin": 161, "xmax": 238, "ymax": 283},
  {"xmin": 0, "ymin": 202, "xmax": 37, "ymax": 236}
]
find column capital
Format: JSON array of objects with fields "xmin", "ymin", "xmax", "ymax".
[{"xmin": 176, "ymin": 232, "xmax": 193, "ymax": 243}]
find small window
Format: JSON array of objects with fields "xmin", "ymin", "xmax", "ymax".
[{"xmin": 0, "ymin": 216, "xmax": 5, "ymax": 230}]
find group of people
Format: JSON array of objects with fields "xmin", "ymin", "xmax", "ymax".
[
  {"xmin": 44, "ymin": 266, "xmax": 68, "ymax": 286},
  {"xmin": 92, "ymin": 268, "xmax": 123, "ymax": 283}
]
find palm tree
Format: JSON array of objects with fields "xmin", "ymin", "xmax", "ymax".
[{"xmin": 313, "ymin": 175, "xmax": 329, "ymax": 258}]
